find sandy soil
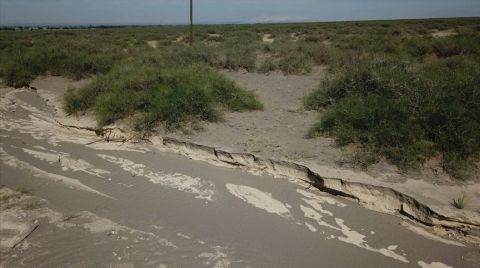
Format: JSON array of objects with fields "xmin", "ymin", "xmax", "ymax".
[
  {"xmin": 146, "ymin": 40, "xmax": 158, "ymax": 48},
  {"xmin": 19, "ymin": 73, "xmax": 480, "ymax": 228},
  {"xmin": 161, "ymin": 69, "xmax": 480, "ymax": 224},
  {"xmin": 323, "ymin": 40, "xmax": 332, "ymax": 46},
  {"xmin": 174, "ymin": 36, "xmax": 184, "ymax": 43},
  {"xmin": 262, "ymin": 34, "xmax": 275, "ymax": 44},
  {"xmin": 431, "ymin": 29, "xmax": 457, "ymax": 38},
  {"xmin": 2, "ymin": 76, "xmax": 480, "ymax": 266},
  {"xmin": 208, "ymin": 33, "xmax": 222, "ymax": 38},
  {"xmin": 169, "ymin": 67, "xmax": 340, "ymax": 165},
  {"xmin": 30, "ymin": 76, "xmax": 97, "ymax": 129},
  {"xmin": 169, "ymin": 69, "xmax": 478, "ymax": 181}
]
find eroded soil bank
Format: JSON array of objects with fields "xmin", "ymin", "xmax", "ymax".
[
  {"xmin": 161, "ymin": 70, "xmax": 480, "ymax": 227},
  {"xmin": 22, "ymin": 74, "xmax": 480, "ymax": 229},
  {"xmin": 1, "ymin": 79, "xmax": 480, "ymax": 267}
]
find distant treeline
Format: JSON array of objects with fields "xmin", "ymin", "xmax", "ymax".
[
  {"xmin": 0, "ymin": 25, "xmax": 179, "ymax": 31},
  {"xmin": 2, "ymin": 16, "xmax": 478, "ymax": 31}
]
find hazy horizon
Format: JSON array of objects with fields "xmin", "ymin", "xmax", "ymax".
[{"xmin": 1, "ymin": 0, "xmax": 480, "ymax": 27}]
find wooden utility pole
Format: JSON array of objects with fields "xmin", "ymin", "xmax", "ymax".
[{"xmin": 190, "ymin": 0, "xmax": 193, "ymax": 45}]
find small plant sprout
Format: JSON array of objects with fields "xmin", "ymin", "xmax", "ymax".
[{"xmin": 452, "ymin": 192, "xmax": 468, "ymax": 209}]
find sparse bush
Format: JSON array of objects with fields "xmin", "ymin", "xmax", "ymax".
[
  {"xmin": 299, "ymin": 43, "xmax": 332, "ymax": 65},
  {"xmin": 432, "ymin": 37, "xmax": 462, "ymax": 58},
  {"xmin": 258, "ymin": 58, "xmax": 277, "ymax": 73},
  {"xmin": 0, "ymin": 49, "xmax": 47, "ymax": 87},
  {"xmin": 0, "ymin": 35, "xmax": 120, "ymax": 87},
  {"xmin": 278, "ymin": 53, "xmax": 312, "ymax": 74},
  {"xmin": 162, "ymin": 43, "xmax": 222, "ymax": 68},
  {"xmin": 348, "ymin": 149, "xmax": 381, "ymax": 170},
  {"xmin": 405, "ymin": 38, "xmax": 431, "ymax": 59},
  {"xmin": 223, "ymin": 44, "xmax": 257, "ymax": 71},
  {"xmin": 305, "ymin": 35, "xmax": 321, "ymax": 42}
]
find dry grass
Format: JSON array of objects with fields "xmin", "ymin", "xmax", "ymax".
[{"xmin": 452, "ymin": 192, "xmax": 468, "ymax": 209}]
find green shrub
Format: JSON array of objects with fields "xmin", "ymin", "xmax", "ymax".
[
  {"xmin": 432, "ymin": 37, "xmax": 462, "ymax": 58},
  {"xmin": 405, "ymin": 38, "xmax": 432, "ymax": 59},
  {"xmin": 207, "ymin": 71, "xmax": 263, "ymax": 110},
  {"xmin": 0, "ymin": 48, "xmax": 47, "ymax": 87},
  {"xmin": 278, "ymin": 53, "xmax": 312, "ymax": 74},
  {"xmin": 305, "ymin": 57, "xmax": 480, "ymax": 177},
  {"xmin": 0, "ymin": 36, "xmax": 119, "ymax": 87},
  {"xmin": 162, "ymin": 43, "xmax": 222, "ymax": 68},
  {"xmin": 348, "ymin": 149, "xmax": 381, "ymax": 170},
  {"xmin": 223, "ymin": 44, "xmax": 257, "ymax": 71},
  {"xmin": 64, "ymin": 61, "xmax": 262, "ymax": 129},
  {"xmin": 258, "ymin": 58, "xmax": 277, "ymax": 73},
  {"xmin": 305, "ymin": 35, "xmax": 322, "ymax": 42},
  {"xmin": 299, "ymin": 43, "xmax": 332, "ymax": 65}
]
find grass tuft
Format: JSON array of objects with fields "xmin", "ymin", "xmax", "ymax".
[{"xmin": 452, "ymin": 192, "xmax": 468, "ymax": 209}]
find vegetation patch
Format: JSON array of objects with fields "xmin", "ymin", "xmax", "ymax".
[
  {"xmin": 2, "ymin": 18, "xmax": 479, "ymax": 84},
  {"xmin": 305, "ymin": 57, "xmax": 480, "ymax": 178},
  {"xmin": 1, "ymin": 18, "xmax": 479, "ymax": 177},
  {"xmin": 0, "ymin": 34, "xmax": 124, "ymax": 87},
  {"xmin": 64, "ymin": 58, "xmax": 262, "ymax": 130}
]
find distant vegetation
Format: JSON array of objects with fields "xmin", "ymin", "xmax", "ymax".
[
  {"xmin": 3, "ymin": 18, "xmax": 479, "ymax": 85},
  {"xmin": 0, "ymin": 26, "xmax": 264, "ymax": 128},
  {"xmin": 1, "ymin": 18, "xmax": 479, "ymax": 177}
]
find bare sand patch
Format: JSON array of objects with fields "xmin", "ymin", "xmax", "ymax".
[
  {"xmin": 29, "ymin": 76, "xmax": 97, "ymax": 128},
  {"xmin": 167, "ymin": 67, "xmax": 338, "ymax": 166},
  {"xmin": 262, "ymin": 34, "xmax": 275, "ymax": 44},
  {"xmin": 174, "ymin": 36, "xmax": 184, "ymax": 43},
  {"xmin": 208, "ymin": 33, "xmax": 222, "ymax": 38},
  {"xmin": 146, "ymin": 40, "xmax": 158, "ymax": 48},
  {"xmin": 431, "ymin": 29, "xmax": 457, "ymax": 38}
]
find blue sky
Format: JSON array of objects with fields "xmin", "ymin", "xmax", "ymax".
[{"xmin": 1, "ymin": 0, "xmax": 479, "ymax": 26}]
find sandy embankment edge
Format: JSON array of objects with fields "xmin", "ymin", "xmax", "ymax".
[
  {"xmin": 9, "ymin": 77, "xmax": 479, "ymax": 242},
  {"xmin": 50, "ymin": 115, "xmax": 480, "ymax": 239}
]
